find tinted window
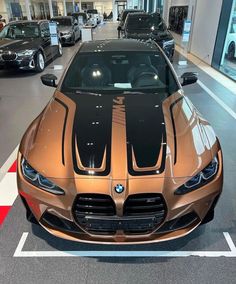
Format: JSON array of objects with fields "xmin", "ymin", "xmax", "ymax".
[
  {"xmin": 52, "ymin": 18, "xmax": 72, "ymax": 26},
  {"xmin": 87, "ymin": 9, "xmax": 98, "ymax": 14},
  {"xmin": 0, "ymin": 23, "xmax": 40, "ymax": 39},
  {"xmin": 61, "ymin": 51, "xmax": 179, "ymax": 95},
  {"xmin": 40, "ymin": 22, "xmax": 50, "ymax": 37},
  {"xmin": 126, "ymin": 14, "xmax": 166, "ymax": 31}
]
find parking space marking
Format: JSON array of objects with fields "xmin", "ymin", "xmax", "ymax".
[
  {"xmin": 13, "ymin": 232, "xmax": 236, "ymax": 258},
  {"xmin": 224, "ymin": 232, "xmax": 236, "ymax": 252},
  {"xmin": 198, "ymin": 80, "xmax": 236, "ymax": 120},
  {"xmin": 0, "ymin": 145, "xmax": 18, "ymax": 182}
]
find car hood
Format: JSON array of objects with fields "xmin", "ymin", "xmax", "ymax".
[
  {"xmin": 58, "ymin": 26, "xmax": 72, "ymax": 33},
  {"xmin": 0, "ymin": 38, "xmax": 38, "ymax": 52},
  {"xmin": 20, "ymin": 91, "xmax": 218, "ymax": 179}
]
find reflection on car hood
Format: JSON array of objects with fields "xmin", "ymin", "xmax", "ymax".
[
  {"xmin": 58, "ymin": 26, "xmax": 72, "ymax": 33},
  {"xmin": 20, "ymin": 91, "xmax": 217, "ymax": 179},
  {"xmin": 0, "ymin": 38, "xmax": 38, "ymax": 52}
]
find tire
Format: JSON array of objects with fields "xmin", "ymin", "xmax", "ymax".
[
  {"xmin": 227, "ymin": 42, "xmax": 235, "ymax": 60},
  {"xmin": 57, "ymin": 41, "xmax": 63, "ymax": 57},
  {"xmin": 35, "ymin": 51, "xmax": 45, "ymax": 73},
  {"xmin": 71, "ymin": 33, "xmax": 76, "ymax": 45}
]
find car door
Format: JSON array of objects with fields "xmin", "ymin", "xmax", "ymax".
[{"xmin": 40, "ymin": 22, "xmax": 55, "ymax": 60}]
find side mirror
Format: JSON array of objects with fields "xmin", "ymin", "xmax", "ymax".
[
  {"xmin": 41, "ymin": 74, "xmax": 58, "ymax": 88},
  {"xmin": 181, "ymin": 72, "xmax": 198, "ymax": 86},
  {"xmin": 74, "ymin": 22, "xmax": 78, "ymax": 26},
  {"xmin": 117, "ymin": 26, "xmax": 122, "ymax": 31}
]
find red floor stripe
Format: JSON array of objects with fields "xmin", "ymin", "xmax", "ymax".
[
  {"xmin": 0, "ymin": 206, "xmax": 11, "ymax": 226},
  {"xmin": 8, "ymin": 161, "xmax": 17, "ymax": 173}
]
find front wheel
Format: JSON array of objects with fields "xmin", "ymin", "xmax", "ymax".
[
  {"xmin": 35, "ymin": 51, "xmax": 45, "ymax": 72},
  {"xmin": 227, "ymin": 42, "xmax": 235, "ymax": 60},
  {"xmin": 57, "ymin": 41, "xmax": 63, "ymax": 57}
]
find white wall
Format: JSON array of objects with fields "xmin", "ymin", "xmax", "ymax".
[
  {"xmin": 163, "ymin": 0, "xmax": 223, "ymax": 65},
  {"xmin": 190, "ymin": 0, "xmax": 223, "ymax": 64}
]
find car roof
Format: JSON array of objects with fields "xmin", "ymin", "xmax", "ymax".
[
  {"xmin": 51, "ymin": 16, "xmax": 73, "ymax": 19},
  {"xmin": 79, "ymin": 39, "xmax": 158, "ymax": 53},
  {"xmin": 8, "ymin": 20, "xmax": 48, "ymax": 25}
]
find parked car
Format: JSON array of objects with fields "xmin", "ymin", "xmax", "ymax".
[
  {"xmin": 72, "ymin": 12, "xmax": 88, "ymax": 26},
  {"xmin": 123, "ymin": 12, "xmax": 175, "ymax": 61},
  {"xmin": 51, "ymin": 16, "xmax": 80, "ymax": 45},
  {"xmin": 0, "ymin": 20, "xmax": 62, "ymax": 72},
  {"xmin": 17, "ymin": 39, "xmax": 223, "ymax": 244},
  {"xmin": 87, "ymin": 9, "xmax": 101, "ymax": 25},
  {"xmin": 225, "ymin": 16, "xmax": 236, "ymax": 60},
  {"xmin": 117, "ymin": 9, "xmax": 144, "ymax": 37}
]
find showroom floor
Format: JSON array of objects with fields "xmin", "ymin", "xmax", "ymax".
[{"xmin": 1, "ymin": 22, "xmax": 236, "ymax": 283}]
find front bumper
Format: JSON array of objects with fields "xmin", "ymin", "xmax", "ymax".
[
  {"xmin": 0, "ymin": 56, "xmax": 35, "ymax": 70},
  {"xmin": 17, "ymin": 150, "xmax": 223, "ymax": 244},
  {"xmin": 60, "ymin": 34, "xmax": 74, "ymax": 44}
]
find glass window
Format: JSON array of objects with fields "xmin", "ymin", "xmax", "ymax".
[
  {"xmin": 51, "ymin": 17, "xmax": 72, "ymax": 26},
  {"xmin": 126, "ymin": 14, "xmax": 166, "ymax": 31},
  {"xmin": 0, "ymin": 23, "xmax": 40, "ymax": 39},
  {"xmin": 40, "ymin": 22, "xmax": 50, "ymax": 37},
  {"xmin": 219, "ymin": 0, "xmax": 236, "ymax": 80},
  {"xmin": 61, "ymin": 51, "xmax": 179, "ymax": 95}
]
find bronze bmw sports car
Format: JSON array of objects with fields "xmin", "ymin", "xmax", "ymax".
[{"xmin": 17, "ymin": 39, "xmax": 223, "ymax": 244}]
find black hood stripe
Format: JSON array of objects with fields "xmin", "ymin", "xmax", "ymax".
[
  {"xmin": 55, "ymin": 98, "xmax": 69, "ymax": 166},
  {"xmin": 125, "ymin": 94, "xmax": 167, "ymax": 176},
  {"xmin": 170, "ymin": 96, "xmax": 183, "ymax": 165}
]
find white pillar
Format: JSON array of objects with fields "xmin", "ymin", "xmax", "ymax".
[
  {"xmin": 112, "ymin": 0, "xmax": 118, "ymax": 23},
  {"xmin": 146, "ymin": 0, "xmax": 149, "ymax": 13},
  {"xmin": 63, "ymin": 0, "xmax": 67, "ymax": 16},
  {"xmin": 48, "ymin": 0, "xmax": 53, "ymax": 18},
  {"xmin": 72, "ymin": 0, "xmax": 75, "ymax": 12},
  {"xmin": 24, "ymin": 0, "xmax": 32, "ymax": 20},
  {"xmin": 142, "ymin": 0, "xmax": 144, "ymax": 10},
  {"xmin": 79, "ymin": 1, "xmax": 82, "ymax": 12},
  {"xmin": 153, "ymin": 0, "xmax": 157, "ymax": 12}
]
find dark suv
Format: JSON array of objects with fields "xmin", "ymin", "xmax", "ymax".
[
  {"xmin": 123, "ymin": 13, "xmax": 175, "ymax": 61},
  {"xmin": 117, "ymin": 9, "xmax": 144, "ymax": 38},
  {"xmin": 0, "ymin": 20, "xmax": 62, "ymax": 72}
]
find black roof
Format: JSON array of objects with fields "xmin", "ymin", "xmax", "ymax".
[
  {"xmin": 79, "ymin": 39, "xmax": 158, "ymax": 53},
  {"xmin": 8, "ymin": 20, "xmax": 48, "ymax": 25}
]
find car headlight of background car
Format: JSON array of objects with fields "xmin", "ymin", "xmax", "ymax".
[
  {"xmin": 17, "ymin": 49, "xmax": 35, "ymax": 57},
  {"xmin": 21, "ymin": 158, "xmax": 64, "ymax": 195},
  {"xmin": 175, "ymin": 156, "xmax": 219, "ymax": 195}
]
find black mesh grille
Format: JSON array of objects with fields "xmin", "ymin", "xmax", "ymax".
[
  {"xmin": 124, "ymin": 193, "xmax": 166, "ymax": 217},
  {"xmin": 73, "ymin": 193, "xmax": 167, "ymax": 235},
  {"xmin": 73, "ymin": 194, "xmax": 116, "ymax": 216},
  {"xmin": 2, "ymin": 53, "xmax": 17, "ymax": 61}
]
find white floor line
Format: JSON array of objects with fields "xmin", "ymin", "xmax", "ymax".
[
  {"xmin": 13, "ymin": 232, "xmax": 236, "ymax": 258},
  {"xmin": 197, "ymin": 80, "xmax": 236, "ymax": 120},
  {"xmin": 223, "ymin": 232, "xmax": 236, "ymax": 252},
  {"xmin": 0, "ymin": 145, "xmax": 18, "ymax": 182}
]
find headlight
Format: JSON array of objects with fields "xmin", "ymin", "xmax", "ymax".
[
  {"xmin": 163, "ymin": 39, "xmax": 174, "ymax": 48},
  {"xmin": 175, "ymin": 156, "xmax": 218, "ymax": 195},
  {"xmin": 21, "ymin": 158, "xmax": 65, "ymax": 195},
  {"xmin": 17, "ymin": 49, "xmax": 35, "ymax": 56}
]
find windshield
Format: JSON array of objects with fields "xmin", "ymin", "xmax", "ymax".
[
  {"xmin": 126, "ymin": 14, "xmax": 166, "ymax": 31},
  {"xmin": 52, "ymin": 18, "xmax": 72, "ymax": 26},
  {"xmin": 61, "ymin": 51, "xmax": 179, "ymax": 95},
  {"xmin": 121, "ymin": 10, "xmax": 141, "ymax": 21},
  {"xmin": 0, "ymin": 23, "xmax": 40, "ymax": 39},
  {"xmin": 87, "ymin": 9, "xmax": 98, "ymax": 14}
]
